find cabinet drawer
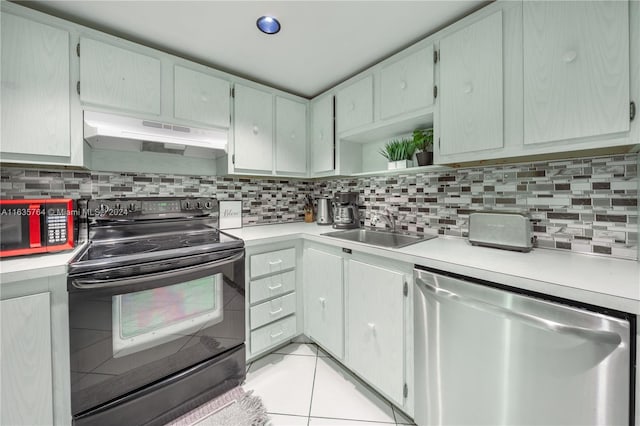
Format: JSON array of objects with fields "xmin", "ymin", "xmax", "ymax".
[
  {"xmin": 251, "ymin": 315, "xmax": 296, "ymax": 355},
  {"xmin": 250, "ymin": 248, "xmax": 296, "ymax": 278},
  {"xmin": 250, "ymin": 270, "xmax": 296, "ymax": 305},
  {"xmin": 250, "ymin": 292, "xmax": 296, "ymax": 330}
]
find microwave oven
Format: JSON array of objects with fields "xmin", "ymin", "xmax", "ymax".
[{"xmin": 0, "ymin": 198, "xmax": 75, "ymax": 258}]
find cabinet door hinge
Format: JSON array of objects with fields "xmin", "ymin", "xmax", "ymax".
[
  {"xmin": 403, "ymin": 281, "xmax": 408, "ymax": 297},
  {"xmin": 76, "ymin": 81, "xmax": 80, "ymax": 95},
  {"xmin": 433, "ymin": 85, "xmax": 438, "ymax": 99},
  {"xmin": 232, "ymin": 154, "xmax": 235, "ymax": 164},
  {"xmin": 76, "ymin": 43, "xmax": 80, "ymax": 57},
  {"xmin": 231, "ymin": 87, "xmax": 235, "ymax": 98},
  {"xmin": 438, "ymin": 138, "xmax": 441, "ymax": 149},
  {"xmin": 403, "ymin": 383, "xmax": 408, "ymax": 398},
  {"xmin": 433, "ymin": 50, "xmax": 438, "ymax": 64},
  {"xmin": 631, "ymin": 101, "xmax": 636, "ymax": 121}
]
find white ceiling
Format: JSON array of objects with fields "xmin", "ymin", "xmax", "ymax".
[{"xmin": 22, "ymin": 0, "xmax": 488, "ymax": 98}]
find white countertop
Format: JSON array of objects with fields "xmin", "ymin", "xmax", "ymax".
[
  {"xmin": 225, "ymin": 222, "xmax": 640, "ymax": 314},
  {"xmin": 2, "ymin": 223, "xmax": 638, "ymax": 314},
  {"xmin": 0, "ymin": 244, "xmax": 85, "ymax": 284}
]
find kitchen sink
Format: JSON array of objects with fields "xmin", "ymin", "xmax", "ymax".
[{"xmin": 322, "ymin": 228, "xmax": 437, "ymax": 248}]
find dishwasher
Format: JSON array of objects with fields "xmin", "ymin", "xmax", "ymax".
[{"xmin": 414, "ymin": 266, "xmax": 635, "ymax": 426}]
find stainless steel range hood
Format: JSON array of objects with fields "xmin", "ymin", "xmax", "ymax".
[{"xmin": 83, "ymin": 111, "xmax": 228, "ymax": 159}]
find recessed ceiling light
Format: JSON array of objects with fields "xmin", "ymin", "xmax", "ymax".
[{"xmin": 256, "ymin": 16, "xmax": 281, "ymax": 35}]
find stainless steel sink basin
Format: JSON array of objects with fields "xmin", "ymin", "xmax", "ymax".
[{"xmin": 322, "ymin": 228, "xmax": 437, "ymax": 248}]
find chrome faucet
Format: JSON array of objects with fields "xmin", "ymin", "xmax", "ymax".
[{"xmin": 371, "ymin": 208, "xmax": 396, "ymax": 231}]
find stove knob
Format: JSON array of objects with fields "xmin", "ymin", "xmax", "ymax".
[
  {"xmin": 128, "ymin": 203, "xmax": 136, "ymax": 212},
  {"xmin": 98, "ymin": 204, "xmax": 109, "ymax": 215},
  {"xmin": 205, "ymin": 201, "xmax": 213, "ymax": 209},
  {"xmin": 114, "ymin": 203, "xmax": 121, "ymax": 210},
  {"xmin": 184, "ymin": 201, "xmax": 191, "ymax": 210},
  {"xmin": 195, "ymin": 201, "xmax": 202, "ymax": 209}
]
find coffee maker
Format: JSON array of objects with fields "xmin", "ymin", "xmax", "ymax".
[{"xmin": 332, "ymin": 192, "xmax": 360, "ymax": 229}]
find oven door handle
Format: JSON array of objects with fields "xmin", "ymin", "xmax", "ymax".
[{"xmin": 70, "ymin": 251, "xmax": 244, "ymax": 290}]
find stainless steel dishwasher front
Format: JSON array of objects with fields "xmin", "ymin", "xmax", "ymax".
[{"xmin": 414, "ymin": 267, "xmax": 634, "ymax": 426}]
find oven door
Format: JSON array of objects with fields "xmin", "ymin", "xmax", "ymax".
[{"xmin": 67, "ymin": 248, "xmax": 245, "ymax": 417}]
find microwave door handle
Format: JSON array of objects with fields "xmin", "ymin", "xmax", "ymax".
[
  {"xmin": 71, "ymin": 251, "xmax": 244, "ymax": 291},
  {"xmin": 416, "ymin": 277, "xmax": 622, "ymax": 347},
  {"xmin": 29, "ymin": 204, "xmax": 42, "ymax": 248}
]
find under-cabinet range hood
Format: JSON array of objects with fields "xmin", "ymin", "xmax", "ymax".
[{"xmin": 83, "ymin": 111, "xmax": 228, "ymax": 159}]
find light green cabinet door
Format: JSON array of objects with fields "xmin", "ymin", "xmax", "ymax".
[
  {"xmin": 275, "ymin": 96, "xmax": 307, "ymax": 175},
  {"xmin": 174, "ymin": 65, "xmax": 230, "ymax": 128},
  {"xmin": 347, "ymin": 260, "xmax": 405, "ymax": 405},
  {"xmin": 304, "ymin": 248, "xmax": 344, "ymax": 359},
  {"xmin": 80, "ymin": 37, "xmax": 161, "ymax": 115},
  {"xmin": 310, "ymin": 94, "xmax": 334, "ymax": 174},
  {"xmin": 439, "ymin": 11, "xmax": 503, "ymax": 156},
  {"xmin": 336, "ymin": 75, "xmax": 373, "ymax": 133},
  {"xmin": 233, "ymin": 84, "xmax": 274, "ymax": 172},
  {"xmin": 1, "ymin": 293, "xmax": 53, "ymax": 426},
  {"xmin": 380, "ymin": 45, "xmax": 434, "ymax": 120},
  {"xmin": 1, "ymin": 13, "xmax": 70, "ymax": 157},
  {"xmin": 523, "ymin": 1, "xmax": 629, "ymax": 145}
]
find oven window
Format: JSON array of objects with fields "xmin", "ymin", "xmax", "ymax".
[{"xmin": 112, "ymin": 274, "xmax": 224, "ymax": 358}]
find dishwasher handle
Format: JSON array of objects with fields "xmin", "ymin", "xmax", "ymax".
[{"xmin": 416, "ymin": 276, "xmax": 623, "ymax": 347}]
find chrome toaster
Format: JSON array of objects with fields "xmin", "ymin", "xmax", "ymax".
[{"xmin": 468, "ymin": 211, "xmax": 534, "ymax": 252}]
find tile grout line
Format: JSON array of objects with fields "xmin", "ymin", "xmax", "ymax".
[{"xmin": 307, "ymin": 346, "xmax": 320, "ymax": 426}]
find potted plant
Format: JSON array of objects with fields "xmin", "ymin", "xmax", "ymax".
[
  {"xmin": 380, "ymin": 138, "xmax": 416, "ymax": 170},
  {"xmin": 413, "ymin": 128, "xmax": 434, "ymax": 166}
]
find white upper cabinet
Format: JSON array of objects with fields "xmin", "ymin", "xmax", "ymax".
[
  {"xmin": 523, "ymin": 1, "xmax": 630, "ymax": 145},
  {"xmin": 347, "ymin": 260, "xmax": 406, "ymax": 406},
  {"xmin": 1, "ymin": 12, "xmax": 70, "ymax": 158},
  {"xmin": 304, "ymin": 247, "xmax": 344, "ymax": 359},
  {"xmin": 233, "ymin": 84, "xmax": 274, "ymax": 172},
  {"xmin": 439, "ymin": 11, "xmax": 504, "ymax": 157},
  {"xmin": 337, "ymin": 75, "xmax": 374, "ymax": 133},
  {"xmin": 173, "ymin": 65, "xmax": 230, "ymax": 128},
  {"xmin": 275, "ymin": 96, "xmax": 307, "ymax": 175},
  {"xmin": 79, "ymin": 37, "xmax": 161, "ymax": 115},
  {"xmin": 380, "ymin": 45, "xmax": 434, "ymax": 120},
  {"xmin": 310, "ymin": 94, "xmax": 335, "ymax": 174}
]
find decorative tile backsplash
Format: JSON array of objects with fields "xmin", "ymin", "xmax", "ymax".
[
  {"xmin": 316, "ymin": 154, "xmax": 639, "ymax": 260},
  {"xmin": 1, "ymin": 153, "xmax": 638, "ymax": 259},
  {"xmin": 0, "ymin": 169, "xmax": 314, "ymax": 226}
]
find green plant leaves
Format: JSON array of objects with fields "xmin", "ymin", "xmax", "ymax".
[
  {"xmin": 412, "ymin": 128, "xmax": 434, "ymax": 152},
  {"xmin": 379, "ymin": 138, "xmax": 416, "ymax": 161}
]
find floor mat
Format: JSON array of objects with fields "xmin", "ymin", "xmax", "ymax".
[{"xmin": 166, "ymin": 387, "xmax": 269, "ymax": 426}]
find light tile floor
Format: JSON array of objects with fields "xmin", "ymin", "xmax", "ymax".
[{"xmin": 244, "ymin": 343, "xmax": 416, "ymax": 426}]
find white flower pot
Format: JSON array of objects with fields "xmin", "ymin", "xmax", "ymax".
[{"xmin": 388, "ymin": 160, "xmax": 411, "ymax": 170}]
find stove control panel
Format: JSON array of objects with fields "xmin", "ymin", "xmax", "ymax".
[{"xmin": 88, "ymin": 197, "xmax": 218, "ymax": 218}]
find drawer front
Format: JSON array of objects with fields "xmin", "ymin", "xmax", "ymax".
[
  {"xmin": 250, "ymin": 270, "xmax": 296, "ymax": 305},
  {"xmin": 250, "ymin": 248, "xmax": 296, "ymax": 278},
  {"xmin": 251, "ymin": 315, "xmax": 296, "ymax": 355},
  {"xmin": 250, "ymin": 292, "xmax": 296, "ymax": 329}
]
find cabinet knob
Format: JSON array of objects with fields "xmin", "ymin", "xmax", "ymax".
[
  {"xmin": 368, "ymin": 323, "xmax": 376, "ymax": 333},
  {"xmin": 463, "ymin": 83, "xmax": 473, "ymax": 94},
  {"xmin": 319, "ymin": 297, "xmax": 326, "ymax": 308},
  {"xmin": 350, "ymin": 102, "xmax": 355, "ymax": 111},
  {"xmin": 562, "ymin": 50, "xmax": 577, "ymax": 63},
  {"xmin": 291, "ymin": 132, "xmax": 296, "ymax": 139},
  {"xmin": 201, "ymin": 95, "xmax": 208, "ymax": 102},
  {"xmin": 252, "ymin": 125, "xmax": 259, "ymax": 135},
  {"xmin": 400, "ymin": 80, "xmax": 407, "ymax": 90}
]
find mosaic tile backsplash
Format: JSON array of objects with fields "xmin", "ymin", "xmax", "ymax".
[{"xmin": 1, "ymin": 153, "xmax": 638, "ymax": 260}]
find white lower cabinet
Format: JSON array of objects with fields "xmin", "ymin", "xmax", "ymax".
[
  {"xmin": 1, "ymin": 292, "xmax": 53, "ymax": 426},
  {"xmin": 246, "ymin": 244, "xmax": 300, "ymax": 359},
  {"xmin": 302, "ymin": 242, "xmax": 414, "ymax": 415},
  {"xmin": 303, "ymin": 247, "xmax": 344, "ymax": 359},
  {"xmin": 346, "ymin": 259, "xmax": 407, "ymax": 407},
  {"xmin": 0, "ymin": 273, "xmax": 71, "ymax": 426}
]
